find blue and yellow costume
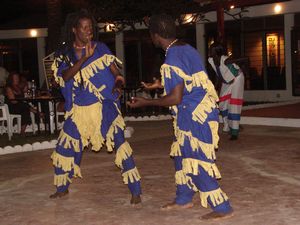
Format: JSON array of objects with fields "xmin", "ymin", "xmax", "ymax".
[
  {"xmin": 161, "ymin": 44, "xmax": 232, "ymax": 213},
  {"xmin": 51, "ymin": 41, "xmax": 141, "ymax": 196}
]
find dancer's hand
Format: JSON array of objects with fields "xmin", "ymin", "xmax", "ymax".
[
  {"xmin": 85, "ymin": 41, "xmax": 96, "ymax": 59},
  {"xmin": 113, "ymin": 75, "xmax": 125, "ymax": 99},
  {"xmin": 127, "ymin": 97, "xmax": 149, "ymax": 108}
]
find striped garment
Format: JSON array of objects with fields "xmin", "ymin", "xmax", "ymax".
[{"xmin": 208, "ymin": 56, "xmax": 244, "ymax": 137}]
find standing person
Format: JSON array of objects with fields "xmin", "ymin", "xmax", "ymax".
[
  {"xmin": 128, "ymin": 14, "xmax": 233, "ymax": 220},
  {"xmin": 50, "ymin": 9, "xmax": 142, "ymax": 204},
  {"xmin": 208, "ymin": 43, "xmax": 245, "ymax": 140}
]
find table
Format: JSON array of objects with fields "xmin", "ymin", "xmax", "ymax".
[{"xmin": 16, "ymin": 96, "xmax": 64, "ymax": 134}]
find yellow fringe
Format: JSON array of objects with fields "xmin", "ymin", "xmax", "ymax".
[
  {"xmin": 175, "ymin": 127, "xmax": 216, "ymax": 160},
  {"xmin": 57, "ymin": 130, "xmax": 81, "ymax": 152},
  {"xmin": 106, "ymin": 114, "xmax": 125, "ymax": 152},
  {"xmin": 160, "ymin": 64, "xmax": 219, "ymax": 101},
  {"xmin": 208, "ymin": 121, "xmax": 219, "ymax": 149},
  {"xmin": 122, "ymin": 167, "xmax": 141, "ymax": 184},
  {"xmin": 54, "ymin": 173, "xmax": 72, "ymax": 187},
  {"xmin": 115, "ymin": 142, "xmax": 133, "ymax": 169},
  {"xmin": 199, "ymin": 188, "xmax": 229, "ymax": 208},
  {"xmin": 192, "ymin": 94, "xmax": 217, "ymax": 124},
  {"xmin": 191, "ymin": 71, "xmax": 219, "ymax": 101},
  {"xmin": 72, "ymin": 54, "xmax": 120, "ymax": 102},
  {"xmin": 182, "ymin": 158, "xmax": 221, "ymax": 179},
  {"xmin": 170, "ymin": 141, "xmax": 181, "ymax": 157},
  {"xmin": 72, "ymin": 102, "xmax": 105, "ymax": 151},
  {"xmin": 51, "ymin": 57, "xmax": 66, "ymax": 87},
  {"xmin": 51, "ymin": 151, "xmax": 82, "ymax": 178},
  {"xmin": 74, "ymin": 78, "xmax": 106, "ymax": 103},
  {"xmin": 175, "ymin": 170, "xmax": 198, "ymax": 192}
]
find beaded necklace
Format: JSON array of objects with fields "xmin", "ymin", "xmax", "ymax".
[{"xmin": 165, "ymin": 39, "xmax": 178, "ymax": 56}]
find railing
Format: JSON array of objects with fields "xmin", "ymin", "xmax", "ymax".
[{"xmin": 120, "ymin": 87, "xmax": 170, "ymax": 117}]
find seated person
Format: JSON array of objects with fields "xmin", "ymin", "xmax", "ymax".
[{"xmin": 5, "ymin": 72, "xmax": 41, "ymax": 134}]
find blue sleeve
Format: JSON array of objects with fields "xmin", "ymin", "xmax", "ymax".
[
  {"xmin": 164, "ymin": 69, "xmax": 184, "ymax": 95},
  {"xmin": 97, "ymin": 42, "xmax": 113, "ymax": 55}
]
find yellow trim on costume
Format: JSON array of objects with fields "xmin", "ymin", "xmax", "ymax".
[
  {"xmin": 199, "ymin": 188, "xmax": 229, "ymax": 208},
  {"xmin": 170, "ymin": 141, "xmax": 181, "ymax": 157},
  {"xmin": 122, "ymin": 167, "xmax": 141, "ymax": 184},
  {"xmin": 51, "ymin": 57, "xmax": 66, "ymax": 87},
  {"xmin": 57, "ymin": 130, "xmax": 81, "ymax": 152},
  {"xmin": 160, "ymin": 64, "xmax": 218, "ymax": 98},
  {"xmin": 191, "ymin": 71, "xmax": 219, "ymax": 100},
  {"xmin": 74, "ymin": 54, "xmax": 121, "ymax": 81},
  {"xmin": 182, "ymin": 158, "xmax": 221, "ymax": 179},
  {"xmin": 208, "ymin": 121, "xmax": 219, "ymax": 149},
  {"xmin": 51, "ymin": 151, "xmax": 82, "ymax": 178},
  {"xmin": 174, "ymin": 127, "xmax": 216, "ymax": 160},
  {"xmin": 74, "ymin": 78, "xmax": 106, "ymax": 103},
  {"xmin": 54, "ymin": 173, "xmax": 72, "ymax": 187},
  {"xmin": 72, "ymin": 54, "xmax": 120, "ymax": 102},
  {"xmin": 72, "ymin": 102, "xmax": 105, "ymax": 151},
  {"xmin": 175, "ymin": 170, "xmax": 198, "ymax": 192},
  {"xmin": 192, "ymin": 94, "xmax": 217, "ymax": 124},
  {"xmin": 106, "ymin": 113, "xmax": 126, "ymax": 152},
  {"xmin": 115, "ymin": 142, "xmax": 133, "ymax": 168}
]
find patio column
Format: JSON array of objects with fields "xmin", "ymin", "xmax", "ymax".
[
  {"xmin": 115, "ymin": 32, "xmax": 125, "ymax": 79},
  {"xmin": 37, "ymin": 37, "xmax": 46, "ymax": 88},
  {"xmin": 196, "ymin": 22, "xmax": 206, "ymax": 58},
  {"xmin": 284, "ymin": 13, "xmax": 294, "ymax": 97}
]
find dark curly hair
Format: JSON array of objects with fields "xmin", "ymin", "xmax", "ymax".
[
  {"xmin": 209, "ymin": 42, "xmax": 227, "ymax": 57},
  {"xmin": 58, "ymin": 9, "xmax": 98, "ymax": 56},
  {"xmin": 149, "ymin": 14, "xmax": 176, "ymax": 39}
]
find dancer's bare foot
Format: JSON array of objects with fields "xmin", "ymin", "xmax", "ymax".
[
  {"xmin": 201, "ymin": 210, "xmax": 234, "ymax": 220},
  {"xmin": 49, "ymin": 190, "xmax": 69, "ymax": 199},
  {"xmin": 161, "ymin": 202, "xmax": 194, "ymax": 211},
  {"xmin": 130, "ymin": 195, "xmax": 141, "ymax": 205}
]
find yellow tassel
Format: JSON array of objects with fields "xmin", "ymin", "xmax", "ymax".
[
  {"xmin": 161, "ymin": 64, "xmax": 191, "ymax": 81},
  {"xmin": 175, "ymin": 170, "xmax": 198, "ymax": 191},
  {"xmin": 182, "ymin": 158, "xmax": 221, "ymax": 179},
  {"xmin": 208, "ymin": 121, "xmax": 219, "ymax": 149},
  {"xmin": 191, "ymin": 71, "xmax": 219, "ymax": 101},
  {"xmin": 122, "ymin": 167, "xmax": 141, "ymax": 184},
  {"xmin": 52, "ymin": 151, "xmax": 73, "ymax": 171},
  {"xmin": 170, "ymin": 141, "xmax": 181, "ymax": 157},
  {"xmin": 199, "ymin": 188, "xmax": 229, "ymax": 208},
  {"xmin": 72, "ymin": 102, "xmax": 105, "ymax": 151},
  {"xmin": 174, "ymin": 127, "xmax": 216, "ymax": 160},
  {"xmin": 106, "ymin": 114, "xmax": 126, "ymax": 152},
  {"xmin": 51, "ymin": 57, "xmax": 65, "ymax": 87},
  {"xmin": 54, "ymin": 173, "xmax": 72, "ymax": 187},
  {"xmin": 192, "ymin": 94, "xmax": 217, "ymax": 124},
  {"xmin": 115, "ymin": 142, "xmax": 133, "ymax": 168},
  {"xmin": 57, "ymin": 130, "xmax": 81, "ymax": 152},
  {"xmin": 73, "ymin": 54, "xmax": 118, "ymax": 84}
]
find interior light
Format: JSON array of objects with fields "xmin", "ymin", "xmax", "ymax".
[
  {"xmin": 105, "ymin": 24, "xmax": 115, "ymax": 32},
  {"xmin": 30, "ymin": 29, "xmax": 38, "ymax": 37},
  {"xmin": 183, "ymin": 14, "xmax": 194, "ymax": 24},
  {"xmin": 274, "ymin": 4, "xmax": 282, "ymax": 13},
  {"xmin": 230, "ymin": 5, "xmax": 235, "ymax": 9}
]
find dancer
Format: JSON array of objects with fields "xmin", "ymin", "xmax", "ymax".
[
  {"xmin": 128, "ymin": 14, "xmax": 233, "ymax": 219},
  {"xmin": 50, "ymin": 10, "xmax": 141, "ymax": 204},
  {"xmin": 208, "ymin": 43, "xmax": 245, "ymax": 140}
]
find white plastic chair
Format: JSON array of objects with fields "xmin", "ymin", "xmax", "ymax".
[{"xmin": 0, "ymin": 104, "xmax": 16, "ymax": 140}]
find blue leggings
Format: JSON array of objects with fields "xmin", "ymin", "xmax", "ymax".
[
  {"xmin": 54, "ymin": 104, "xmax": 141, "ymax": 196},
  {"xmin": 174, "ymin": 155, "xmax": 232, "ymax": 213}
]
